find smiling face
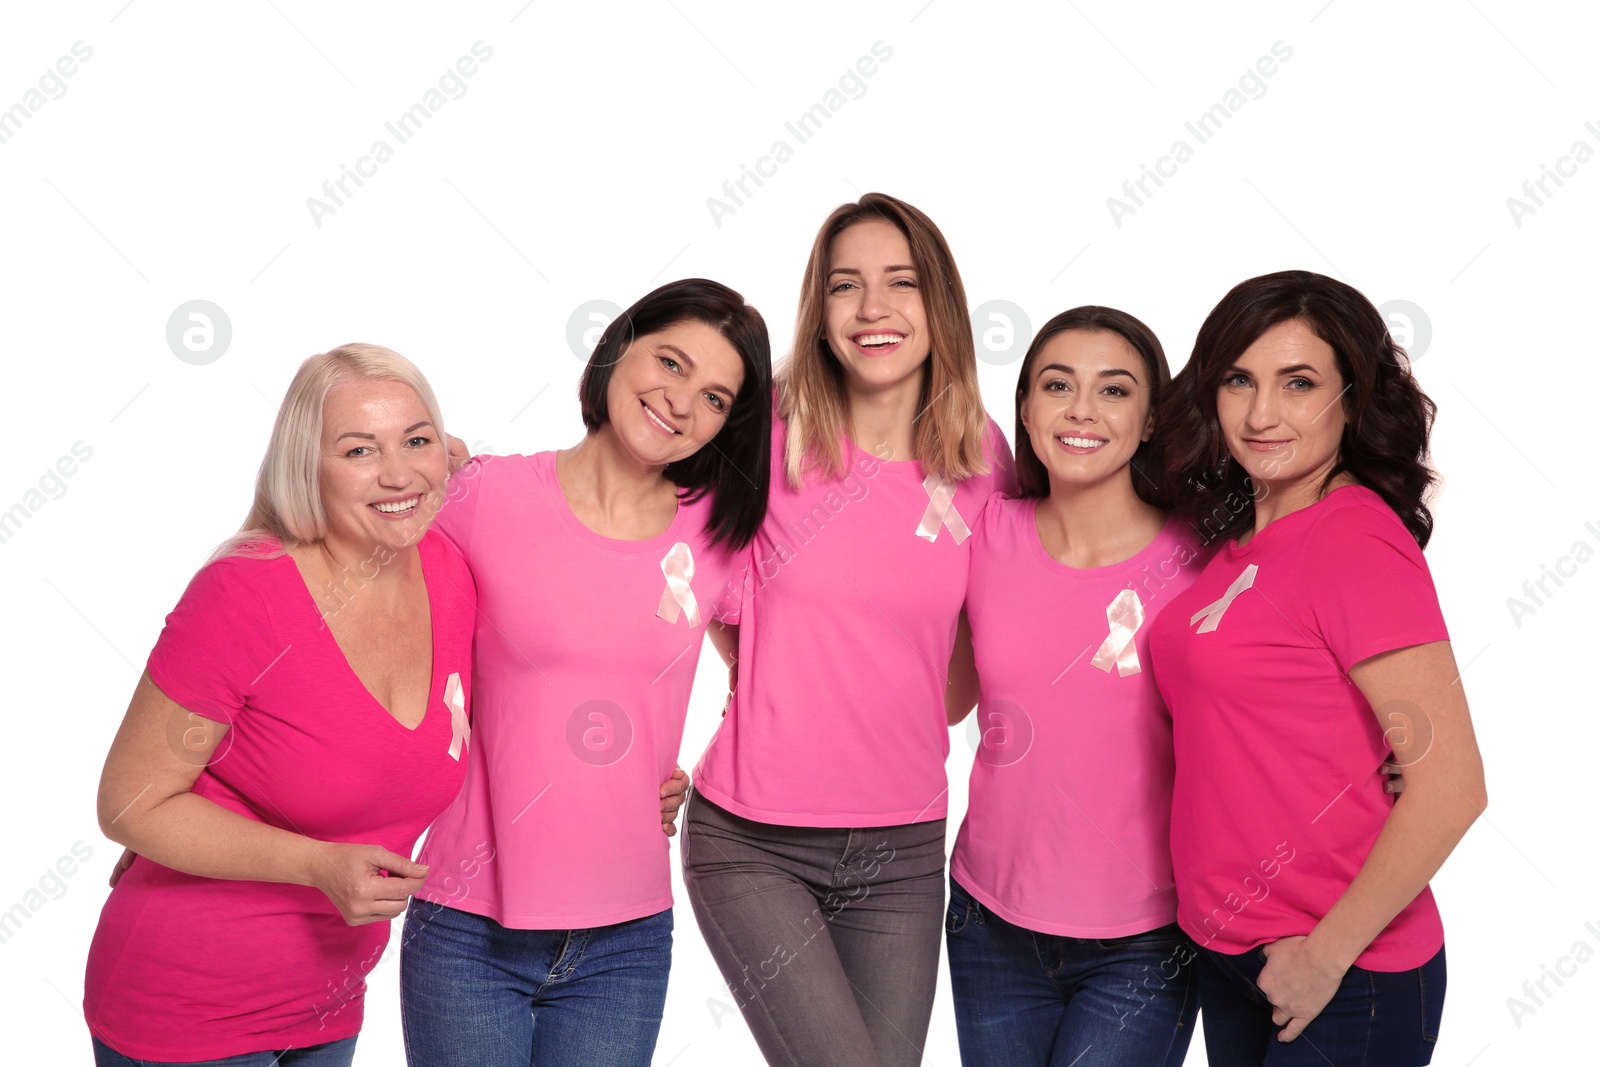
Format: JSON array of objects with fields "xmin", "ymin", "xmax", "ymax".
[
  {"xmin": 823, "ymin": 219, "xmax": 931, "ymax": 393},
  {"xmin": 318, "ymin": 377, "xmax": 448, "ymax": 553},
  {"xmin": 602, "ymin": 319, "xmax": 744, "ymax": 467},
  {"xmin": 1216, "ymin": 318, "xmax": 1347, "ymax": 496},
  {"xmin": 1020, "ymin": 329, "xmax": 1154, "ymax": 491}
]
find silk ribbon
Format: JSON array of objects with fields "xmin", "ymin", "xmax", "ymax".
[{"xmin": 656, "ymin": 541, "xmax": 702, "ymax": 627}]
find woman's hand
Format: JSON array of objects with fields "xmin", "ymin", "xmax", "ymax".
[
  {"xmin": 1258, "ymin": 935, "xmax": 1346, "ymax": 1042},
  {"xmin": 661, "ymin": 766, "xmax": 690, "ymax": 837},
  {"xmin": 108, "ymin": 848, "xmax": 136, "ymax": 887},
  {"xmin": 304, "ymin": 842, "xmax": 430, "ymax": 926},
  {"xmin": 1381, "ymin": 760, "xmax": 1405, "ymax": 794},
  {"xmin": 446, "ymin": 434, "xmax": 472, "ymax": 474}
]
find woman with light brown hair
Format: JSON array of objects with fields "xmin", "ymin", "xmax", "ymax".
[{"xmin": 684, "ymin": 193, "xmax": 1015, "ymax": 1066}]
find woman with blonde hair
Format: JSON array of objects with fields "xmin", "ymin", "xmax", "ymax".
[
  {"xmin": 684, "ymin": 193, "xmax": 1015, "ymax": 1066},
  {"xmin": 84, "ymin": 345, "xmax": 478, "ymax": 1066}
]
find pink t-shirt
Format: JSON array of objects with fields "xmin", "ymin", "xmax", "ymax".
[
  {"xmin": 1150, "ymin": 486, "xmax": 1449, "ymax": 970},
  {"xmin": 84, "ymin": 531, "xmax": 475, "ymax": 1061},
  {"xmin": 951, "ymin": 497, "xmax": 1209, "ymax": 936},
  {"xmin": 692, "ymin": 412, "xmax": 1016, "ymax": 826},
  {"xmin": 415, "ymin": 452, "xmax": 742, "ymax": 927}
]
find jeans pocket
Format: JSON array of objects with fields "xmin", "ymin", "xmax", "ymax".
[{"xmin": 946, "ymin": 883, "xmax": 974, "ymax": 936}]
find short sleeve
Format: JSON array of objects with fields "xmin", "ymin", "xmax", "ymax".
[
  {"xmin": 432, "ymin": 454, "xmax": 492, "ymax": 557},
  {"xmin": 146, "ymin": 557, "xmax": 281, "ymax": 725},
  {"xmin": 1303, "ymin": 499, "xmax": 1449, "ymax": 673}
]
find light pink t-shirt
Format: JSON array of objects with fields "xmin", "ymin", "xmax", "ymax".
[
  {"xmin": 692, "ymin": 412, "xmax": 1016, "ymax": 826},
  {"xmin": 84, "ymin": 532, "xmax": 475, "ymax": 1061},
  {"xmin": 1151, "ymin": 486, "xmax": 1449, "ymax": 970},
  {"xmin": 416, "ymin": 452, "xmax": 741, "ymax": 927},
  {"xmin": 951, "ymin": 496, "xmax": 1209, "ymax": 936}
]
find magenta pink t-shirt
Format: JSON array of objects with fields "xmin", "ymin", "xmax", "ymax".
[
  {"xmin": 952, "ymin": 496, "xmax": 1209, "ymax": 936},
  {"xmin": 1150, "ymin": 486, "xmax": 1449, "ymax": 970},
  {"xmin": 692, "ymin": 413, "xmax": 1016, "ymax": 826},
  {"xmin": 84, "ymin": 531, "xmax": 475, "ymax": 1061},
  {"xmin": 415, "ymin": 452, "xmax": 742, "ymax": 927}
]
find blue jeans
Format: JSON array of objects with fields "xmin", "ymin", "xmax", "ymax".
[
  {"xmin": 945, "ymin": 877, "xmax": 1198, "ymax": 1066},
  {"xmin": 399, "ymin": 898, "xmax": 672, "ymax": 1067},
  {"xmin": 1194, "ymin": 942, "xmax": 1446, "ymax": 1065},
  {"xmin": 92, "ymin": 1036, "xmax": 356, "ymax": 1066}
]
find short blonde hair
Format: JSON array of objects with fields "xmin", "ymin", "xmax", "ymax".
[{"xmin": 214, "ymin": 343, "xmax": 446, "ymax": 559}]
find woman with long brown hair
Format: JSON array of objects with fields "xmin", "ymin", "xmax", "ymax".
[
  {"xmin": 946, "ymin": 306, "xmax": 1204, "ymax": 1066},
  {"xmin": 683, "ymin": 193, "xmax": 1014, "ymax": 1066},
  {"xmin": 1150, "ymin": 270, "xmax": 1486, "ymax": 1064}
]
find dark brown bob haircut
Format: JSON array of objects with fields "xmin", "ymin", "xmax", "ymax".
[{"xmin": 578, "ymin": 277, "xmax": 772, "ymax": 550}]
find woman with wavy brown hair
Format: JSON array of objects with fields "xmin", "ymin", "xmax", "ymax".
[
  {"xmin": 1149, "ymin": 270, "xmax": 1486, "ymax": 1065},
  {"xmin": 684, "ymin": 193, "xmax": 1014, "ymax": 1066}
]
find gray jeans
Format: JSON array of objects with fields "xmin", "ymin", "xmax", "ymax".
[{"xmin": 681, "ymin": 789, "xmax": 946, "ymax": 1067}]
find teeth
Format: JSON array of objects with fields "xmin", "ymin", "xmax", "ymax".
[
  {"xmin": 857, "ymin": 333, "xmax": 903, "ymax": 347},
  {"xmin": 1059, "ymin": 436, "xmax": 1105, "ymax": 449},
  {"xmin": 643, "ymin": 403, "xmax": 679, "ymax": 434},
  {"xmin": 373, "ymin": 497, "xmax": 419, "ymax": 513}
]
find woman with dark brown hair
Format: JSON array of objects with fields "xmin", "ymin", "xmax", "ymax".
[
  {"xmin": 1149, "ymin": 270, "xmax": 1486, "ymax": 1065},
  {"xmin": 946, "ymin": 306, "xmax": 1206, "ymax": 1066},
  {"xmin": 684, "ymin": 193, "xmax": 1014, "ymax": 1066}
]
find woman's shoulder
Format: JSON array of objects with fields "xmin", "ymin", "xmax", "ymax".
[
  {"xmin": 969, "ymin": 490, "xmax": 1031, "ymax": 550},
  {"xmin": 187, "ymin": 544, "xmax": 294, "ymax": 602},
  {"xmin": 421, "ymin": 526, "xmax": 471, "ymax": 574},
  {"xmin": 1303, "ymin": 485, "xmax": 1421, "ymax": 553},
  {"xmin": 458, "ymin": 450, "xmax": 548, "ymax": 481},
  {"xmin": 441, "ymin": 451, "xmax": 552, "ymax": 519}
]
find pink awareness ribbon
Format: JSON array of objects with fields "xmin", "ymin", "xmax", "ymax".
[
  {"xmin": 1189, "ymin": 563, "xmax": 1258, "ymax": 634},
  {"xmin": 1091, "ymin": 588, "xmax": 1147, "ymax": 677},
  {"xmin": 656, "ymin": 541, "xmax": 701, "ymax": 627},
  {"xmin": 444, "ymin": 672, "xmax": 469, "ymax": 760},
  {"xmin": 915, "ymin": 473, "xmax": 972, "ymax": 544}
]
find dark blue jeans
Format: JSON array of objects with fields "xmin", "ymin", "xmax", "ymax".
[
  {"xmin": 945, "ymin": 877, "xmax": 1198, "ymax": 1067},
  {"xmin": 398, "ymin": 898, "xmax": 672, "ymax": 1067},
  {"xmin": 91, "ymin": 1036, "xmax": 356, "ymax": 1066},
  {"xmin": 1194, "ymin": 942, "xmax": 1446, "ymax": 1066}
]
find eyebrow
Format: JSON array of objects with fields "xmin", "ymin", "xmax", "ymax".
[
  {"xmin": 1224, "ymin": 364, "xmax": 1321, "ymax": 378},
  {"xmin": 333, "ymin": 420, "xmax": 433, "ymax": 443},
  {"xmin": 1038, "ymin": 363, "xmax": 1140, "ymax": 381},
  {"xmin": 827, "ymin": 264, "xmax": 918, "ymax": 276}
]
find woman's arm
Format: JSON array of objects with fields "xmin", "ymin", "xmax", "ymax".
[
  {"xmin": 1258, "ymin": 639, "xmax": 1486, "ymax": 1041},
  {"xmin": 97, "ymin": 672, "xmax": 429, "ymax": 925},
  {"xmin": 945, "ymin": 611, "xmax": 979, "ymax": 726}
]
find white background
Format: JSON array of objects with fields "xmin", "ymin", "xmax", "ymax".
[{"xmin": 2, "ymin": 2, "xmax": 1596, "ymax": 1064}]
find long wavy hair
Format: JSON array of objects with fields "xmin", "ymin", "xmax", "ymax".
[
  {"xmin": 779, "ymin": 192, "xmax": 992, "ymax": 488},
  {"xmin": 1158, "ymin": 270, "xmax": 1437, "ymax": 547},
  {"xmin": 578, "ymin": 277, "xmax": 772, "ymax": 549},
  {"xmin": 1012, "ymin": 306, "xmax": 1172, "ymax": 506},
  {"xmin": 215, "ymin": 343, "xmax": 446, "ymax": 560}
]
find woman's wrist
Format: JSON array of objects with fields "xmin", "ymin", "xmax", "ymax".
[{"xmin": 1303, "ymin": 915, "xmax": 1367, "ymax": 975}]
